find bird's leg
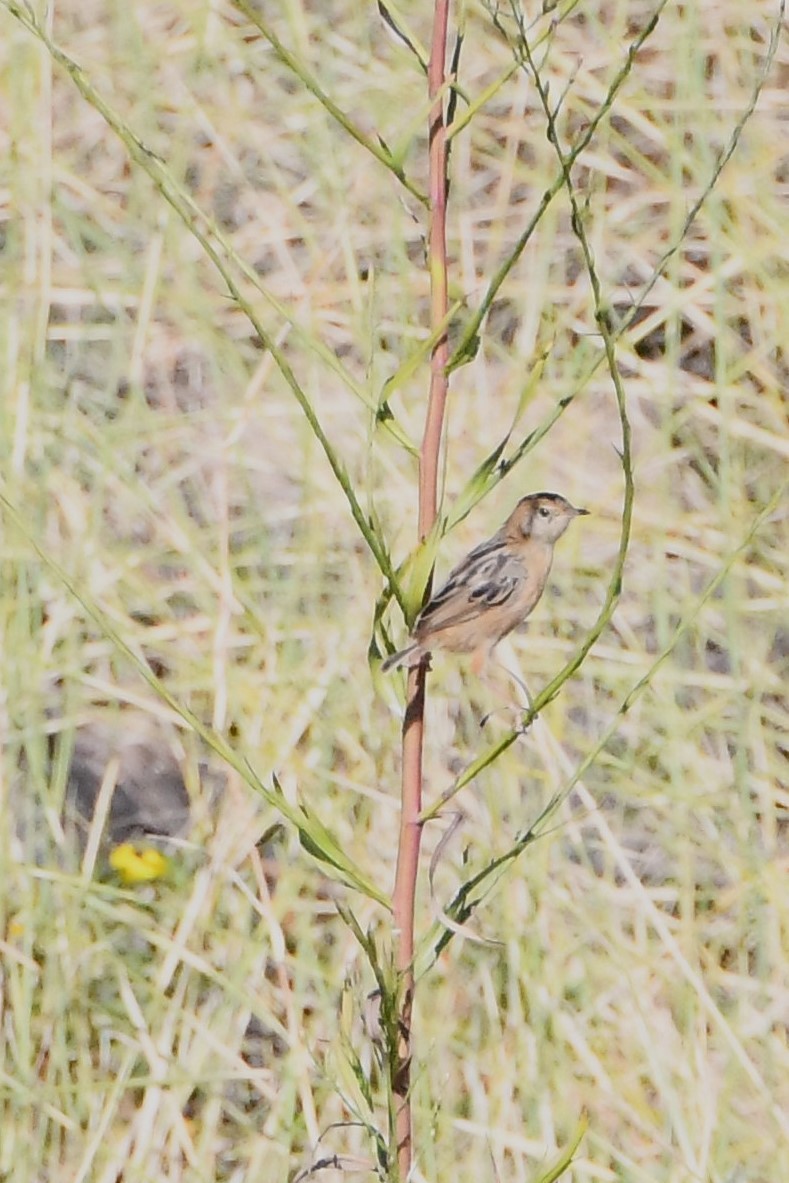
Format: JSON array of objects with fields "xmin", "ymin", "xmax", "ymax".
[{"xmin": 478, "ymin": 651, "xmax": 535, "ymax": 732}]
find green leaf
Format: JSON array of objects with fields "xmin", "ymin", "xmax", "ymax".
[
  {"xmin": 510, "ymin": 347, "xmax": 550, "ymax": 425},
  {"xmin": 378, "ymin": 298, "xmax": 464, "ymax": 406},
  {"xmin": 445, "ymin": 439, "xmax": 508, "ymax": 531},
  {"xmin": 531, "ymin": 1114, "xmax": 588, "ymax": 1183},
  {"xmin": 374, "ymin": 401, "xmax": 418, "ymax": 453},
  {"xmin": 445, "ymin": 329, "xmax": 479, "ymax": 371},
  {"xmin": 377, "ymin": 0, "xmax": 428, "ymax": 70},
  {"xmin": 297, "ymin": 802, "xmax": 391, "ymax": 908},
  {"xmin": 400, "ymin": 514, "xmax": 446, "ymax": 622},
  {"xmin": 446, "ymin": 350, "xmax": 550, "ymax": 528}
]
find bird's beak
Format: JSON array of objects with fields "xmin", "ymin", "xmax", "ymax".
[{"xmin": 573, "ymin": 506, "xmax": 590, "ymax": 516}]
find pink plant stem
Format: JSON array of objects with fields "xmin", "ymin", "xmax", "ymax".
[
  {"xmin": 421, "ymin": 0, "xmax": 451, "ymax": 537},
  {"xmin": 392, "ymin": 0, "xmax": 451, "ymax": 1177}
]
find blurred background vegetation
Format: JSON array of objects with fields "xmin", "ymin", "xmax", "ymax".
[{"xmin": 0, "ymin": 1, "xmax": 787, "ymax": 1180}]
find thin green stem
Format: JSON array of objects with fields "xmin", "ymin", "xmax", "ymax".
[
  {"xmin": 422, "ymin": 475, "xmax": 787, "ymax": 967},
  {"xmin": 423, "ymin": 0, "xmax": 783, "ymax": 819},
  {"xmin": 448, "ymin": 1, "xmax": 668, "ymax": 371},
  {"xmin": 0, "ymin": 489, "xmax": 390, "ymax": 906},
  {"xmin": 1, "ymin": 0, "xmax": 404, "ymax": 612},
  {"xmin": 232, "ymin": 0, "xmax": 427, "ymax": 205},
  {"xmin": 391, "ymin": 0, "xmax": 452, "ymax": 1175}
]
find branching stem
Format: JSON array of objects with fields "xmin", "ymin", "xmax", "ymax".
[{"xmin": 391, "ymin": 0, "xmax": 451, "ymax": 1176}]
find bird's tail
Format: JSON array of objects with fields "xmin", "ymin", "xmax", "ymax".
[{"xmin": 381, "ymin": 642, "xmax": 421, "ymax": 672}]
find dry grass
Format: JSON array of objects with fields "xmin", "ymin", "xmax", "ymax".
[{"xmin": 0, "ymin": 1, "xmax": 787, "ymax": 1180}]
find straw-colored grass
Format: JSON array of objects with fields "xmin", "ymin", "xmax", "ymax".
[{"xmin": 1, "ymin": 1, "xmax": 787, "ymax": 1180}]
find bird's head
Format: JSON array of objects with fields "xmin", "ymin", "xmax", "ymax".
[{"xmin": 509, "ymin": 492, "xmax": 588, "ymax": 544}]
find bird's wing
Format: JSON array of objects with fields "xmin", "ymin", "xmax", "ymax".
[{"xmin": 415, "ymin": 537, "xmax": 523, "ymax": 636}]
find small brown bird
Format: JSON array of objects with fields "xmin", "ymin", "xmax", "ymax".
[{"xmin": 382, "ymin": 492, "xmax": 587, "ymax": 673}]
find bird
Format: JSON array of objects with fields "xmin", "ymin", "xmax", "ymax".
[{"xmin": 382, "ymin": 492, "xmax": 587, "ymax": 673}]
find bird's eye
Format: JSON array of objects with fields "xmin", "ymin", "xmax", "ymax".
[{"xmin": 538, "ymin": 506, "xmax": 551, "ymax": 518}]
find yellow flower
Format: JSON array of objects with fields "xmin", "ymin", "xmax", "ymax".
[{"xmin": 109, "ymin": 843, "xmax": 170, "ymax": 885}]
